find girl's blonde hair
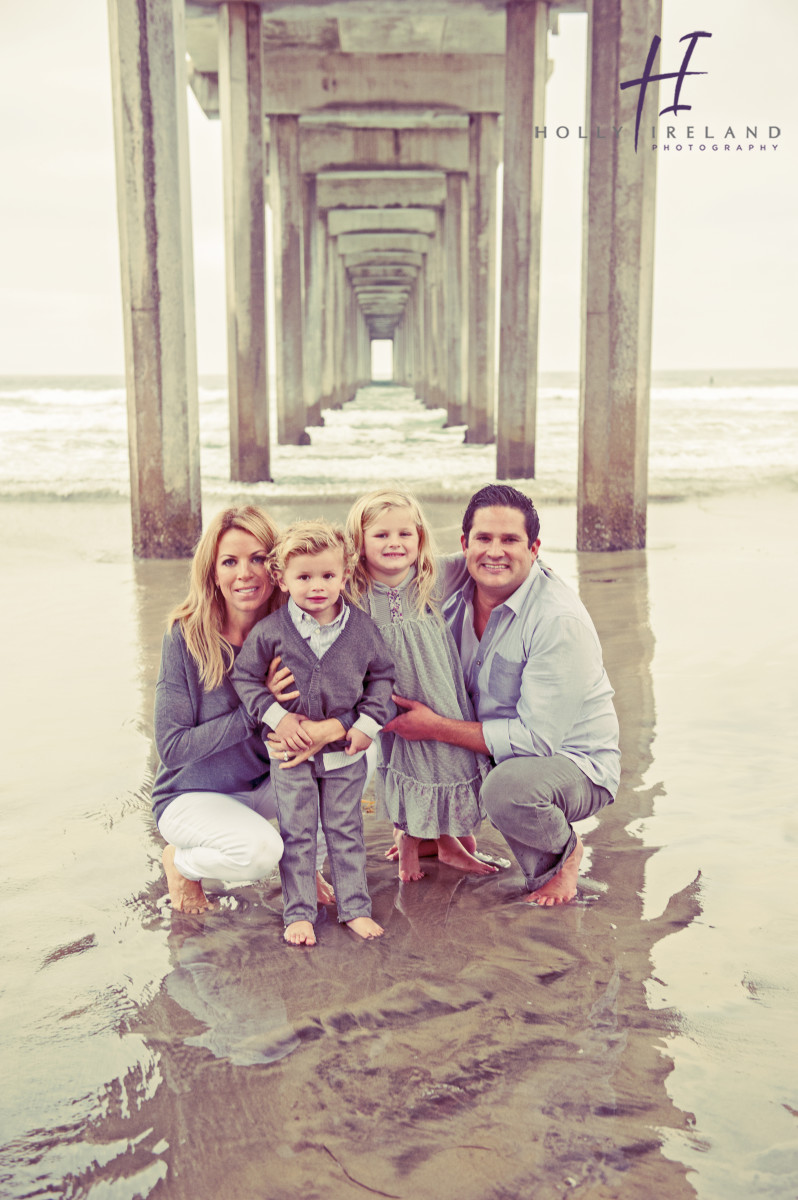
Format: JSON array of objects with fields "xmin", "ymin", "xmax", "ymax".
[
  {"xmin": 346, "ymin": 488, "xmax": 437, "ymax": 614},
  {"xmin": 269, "ymin": 519, "xmax": 357, "ymax": 578},
  {"xmin": 168, "ymin": 505, "xmax": 283, "ymax": 690}
]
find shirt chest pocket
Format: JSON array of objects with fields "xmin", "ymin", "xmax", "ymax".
[{"xmin": 488, "ymin": 653, "xmax": 524, "ymax": 705}]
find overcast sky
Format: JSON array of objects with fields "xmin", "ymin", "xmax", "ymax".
[{"xmin": 1, "ymin": 0, "xmax": 795, "ymax": 376}]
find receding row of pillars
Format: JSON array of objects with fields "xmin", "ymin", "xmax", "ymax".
[{"xmin": 108, "ymin": 0, "xmax": 660, "ymax": 557}]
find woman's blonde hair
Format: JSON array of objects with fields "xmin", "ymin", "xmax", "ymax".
[
  {"xmin": 346, "ymin": 487, "xmax": 437, "ymax": 614},
  {"xmin": 168, "ymin": 505, "xmax": 282, "ymax": 689},
  {"xmin": 269, "ymin": 519, "xmax": 357, "ymax": 579}
]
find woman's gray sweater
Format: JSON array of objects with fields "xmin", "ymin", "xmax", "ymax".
[{"xmin": 151, "ymin": 626, "xmax": 268, "ymax": 823}]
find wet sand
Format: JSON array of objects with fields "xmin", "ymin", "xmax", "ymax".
[{"xmin": 1, "ymin": 489, "xmax": 797, "ymax": 1199}]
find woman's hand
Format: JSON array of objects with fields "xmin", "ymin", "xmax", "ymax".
[
  {"xmin": 267, "ymin": 718, "xmax": 346, "ymax": 768},
  {"xmin": 266, "ymin": 655, "xmax": 300, "ymax": 702},
  {"xmin": 274, "ymin": 712, "xmax": 314, "ymax": 752}
]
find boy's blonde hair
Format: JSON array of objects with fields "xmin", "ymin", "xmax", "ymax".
[
  {"xmin": 168, "ymin": 505, "xmax": 283, "ymax": 690},
  {"xmin": 346, "ymin": 487, "xmax": 437, "ymax": 614},
  {"xmin": 270, "ymin": 519, "xmax": 357, "ymax": 578}
]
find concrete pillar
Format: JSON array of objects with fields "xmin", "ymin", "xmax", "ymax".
[
  {"xmin": 218, "ymin": 2, "xmax": 270, "ymax": 481},
  {"xmin": 497, "ymin": 0, "xmax": 547, "ymax": 479},
  {"xmin": 422, "ymin": 258, "xmax": 437, "ymax": 409},
  {"xmin": 334, "ymin": 252, "xmax": 347, "ymax": 406},
  {"xmin": 578, "ymin": 0, "xmax": 661, "ymax": 550},
  {"xmin": 392, "ymin": 326, "xmax": 401, "ymax": 384},
  {"xmin": 107, "ymin": 0, "xmax": 201, "ymax": 557},
  {"xmin": 444, "ymin": 173, "xmax": 468, "ymax": 426},
  {"xmin": 431, "ymin": 208, "xmax": 446, "ymax": 409},
  {"xmin": 359, "ymin": 314, "xmax": 370, "ymax": 386},
  {"xmin": 466, "ymin": 113, "xmax": 499, "ymax": 444},
  {"xmin": 320, "ymin": 222, "xmax": 336, "ymax": 406},
  {"xmin": 303, "ymin": 173, "xmax": 324, "ymax": 427},
  {"xmin": 272, "ymin": 114, "xmax": 309, "ymax": 444},
  {"xmin": 414, "ymin": 274, "xmax": 427, "ymax": 404}
]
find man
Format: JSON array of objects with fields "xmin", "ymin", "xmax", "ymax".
[{"xmin": 384, "ymin": 484, "xmax": 620, "ymax": 906}]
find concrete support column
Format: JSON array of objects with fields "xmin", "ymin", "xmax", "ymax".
[
  {"xmin": 392, "ymin": 326, "xmax": 401, "ymax": 384},
  {"xmin": 422, "ymin": 258, "xmax": 437, "ymax": 409},
  {"xmin": 348, "ymin": 283, "xmax": 360, "ymax": 396},
  {"xmin": 272, "ymin": 114, "xmax": 309, "ymax": 444},
  {"xmin": 445, "ymin": 173, "xmax": 468, "ymax": 426},
  {"xmin": 107, "ymin": 0, "xmax": 201, "ymax": 557},
  {"xmin": 404, "ymin": 296, "xmax": 414, "ymax": 390},
  {"xmin": 466, "ymin": 113, "xmax": 499, "ymax": 443},
  {"xmin": 303, "ymin": 174, "xmax": 324, "ymax": 427},
  {"xmin": 359, "ymin": 315, "xmax": 370, "ymax": 386},
  {"xmin": 334, "ymin": 255, "xmax": 347, "ymax": 405},
  {"xmin": 414, "ymin": 274, "xmax": 427, "ymax": 404},
  {"xmin": 320, "ymin": 224, "xmax": 336, "ymax": 406},
  {"xmin": 431, "ymin": 208, "xmax": 446, "ymax": 409},
  {"xmin": 578, "ymin": 0, "xmax": 661, "ymax": 550},
  {"xmin": 218, "ymin": 2, "xmax": 269, "ymax": 481},
  {"xmin": 497, "ymin": 0, "xmax": 547, "ymax": 479}
]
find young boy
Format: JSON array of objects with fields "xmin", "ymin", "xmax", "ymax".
[{"xmin": 231, "ymin": 521, "xmax": 395, "ymax": 945}]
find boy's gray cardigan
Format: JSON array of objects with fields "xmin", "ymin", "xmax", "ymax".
[{"xmin": 231, "ymin": 601, "xmax": 396, "ymax": 752}]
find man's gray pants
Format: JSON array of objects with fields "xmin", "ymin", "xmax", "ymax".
[
  {"xmin": 272, "ymin": 755, "xmax": 371, "ymax": 926},
  {"xmin": 480, "ymin": 754, "xmax": 613, "ymax": 892}
]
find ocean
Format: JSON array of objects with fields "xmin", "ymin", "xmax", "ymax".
[{"xmin": 1, "ymin": 368, "xmax": 796, "ymax": 504}]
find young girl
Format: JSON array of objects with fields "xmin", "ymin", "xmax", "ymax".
[{"xmin": 346, "ymin": 488, "xmax": 498, "ymax": 883}]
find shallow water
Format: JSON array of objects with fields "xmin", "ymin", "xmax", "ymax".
[{"xmin": 1, "ymin": 492, "xmax": 796, "ymax": 1199}]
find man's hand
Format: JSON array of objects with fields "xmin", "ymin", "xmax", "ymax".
[
  {"xmin": 384, "ymin": 695, "xmax": 490, "ymax": 755},
  {"xmin": 383, "ymin": 695, "xmax": 442, "ymax": 741},
  {"xmin": 345, "ymin": 727, "xmax": 373, "ymax": 756},
  {"xmin": 273, "ymin": 712, "xmax": 313, "ymax": 751},
  {"xmin": 267, "ymin": 718, "xmax": 347, "ymax": 768},
  {"xmin": 266, "ymin": 655, "xmax": 300, "ymax": 702}
]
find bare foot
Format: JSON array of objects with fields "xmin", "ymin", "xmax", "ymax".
[
  {"xmin": 397, "ymin": 832, "xmax": 425, "ymax": 882},
  {"xmin": 284, "ymin": 920, "xmax": 317, "ymax": 946},
  {"xmin": 525, "ymin": 835, "xmax": 584, "ymax": 907},
  {"xmin": 437, "ymin": 834, "xmax": 499, "ymax": 876},
  {"xmin": 345, "ymin": 916, "xmax": 384, "ymax": 939},
  {"xmin": 384, "ymin": 830, "xmax": 478, "ymax": 861},
  {"xmin": 316, "ymin": 871, "xmax": 335, "ymax": 904},
  {"xmin": 162, "ymin": 845, "xmax": 213, "ymax": 914}
]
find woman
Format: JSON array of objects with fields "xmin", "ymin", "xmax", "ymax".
[{"xmin": 152, "ymin": 505, "xmax": 338, "ymax": 914}]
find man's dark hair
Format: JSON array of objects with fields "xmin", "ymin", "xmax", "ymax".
[{"xmin": 462, "ymin": 484, "xmax": 540, "ymax": 547}]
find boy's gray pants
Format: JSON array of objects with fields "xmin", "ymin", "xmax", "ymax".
[{"xmin": 272, "ymin": 755, "xmax": 371, "ymax": 926}]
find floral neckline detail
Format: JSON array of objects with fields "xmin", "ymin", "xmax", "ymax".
[{"xmin": 369, "ymin": 563, "xmax": 417, "ymax": 594}]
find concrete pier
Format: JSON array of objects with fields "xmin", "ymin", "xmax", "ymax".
[
  {"xmin": 272, "ymin": 115, "xmax": 310, "ymax": 446},
  {"xmin": 109, "ymin": 0, "xmax": 661, "ymax": 555},
  {"xmin": 218, "ymin": 2, "xmax": 270, "ymax": 481},
  {"xmin": 107, "ymin": 0, "xmax": 201, "ymax": 557},
  {"xmin": 497, "ymin": 0, "xmax": 548, "ymax": 478},
  {"xmin": 578, "ymin": 0, "xmax": 661, "ymax": 550},
  {"xmin": 466, "ymin": 113, "xmax": 499, "ymax": 444}
]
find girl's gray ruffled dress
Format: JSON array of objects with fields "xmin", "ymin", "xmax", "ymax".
[{"xmin": 365, "ymin": 567, "xmax": 488, "ymax": 838}]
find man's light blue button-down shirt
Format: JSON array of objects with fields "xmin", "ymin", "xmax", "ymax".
[{"xmin": 441, "ymin": 556, "xmax": 620, "ymax": 797}]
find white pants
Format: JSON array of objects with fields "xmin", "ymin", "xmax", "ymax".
[
  {"xmin": 157, "ymin": 779, "xmax": 288, "ymax": 883},
  {"xmin": 158, "ymin": 746, "xmax": 377, "ymax": 884}
]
